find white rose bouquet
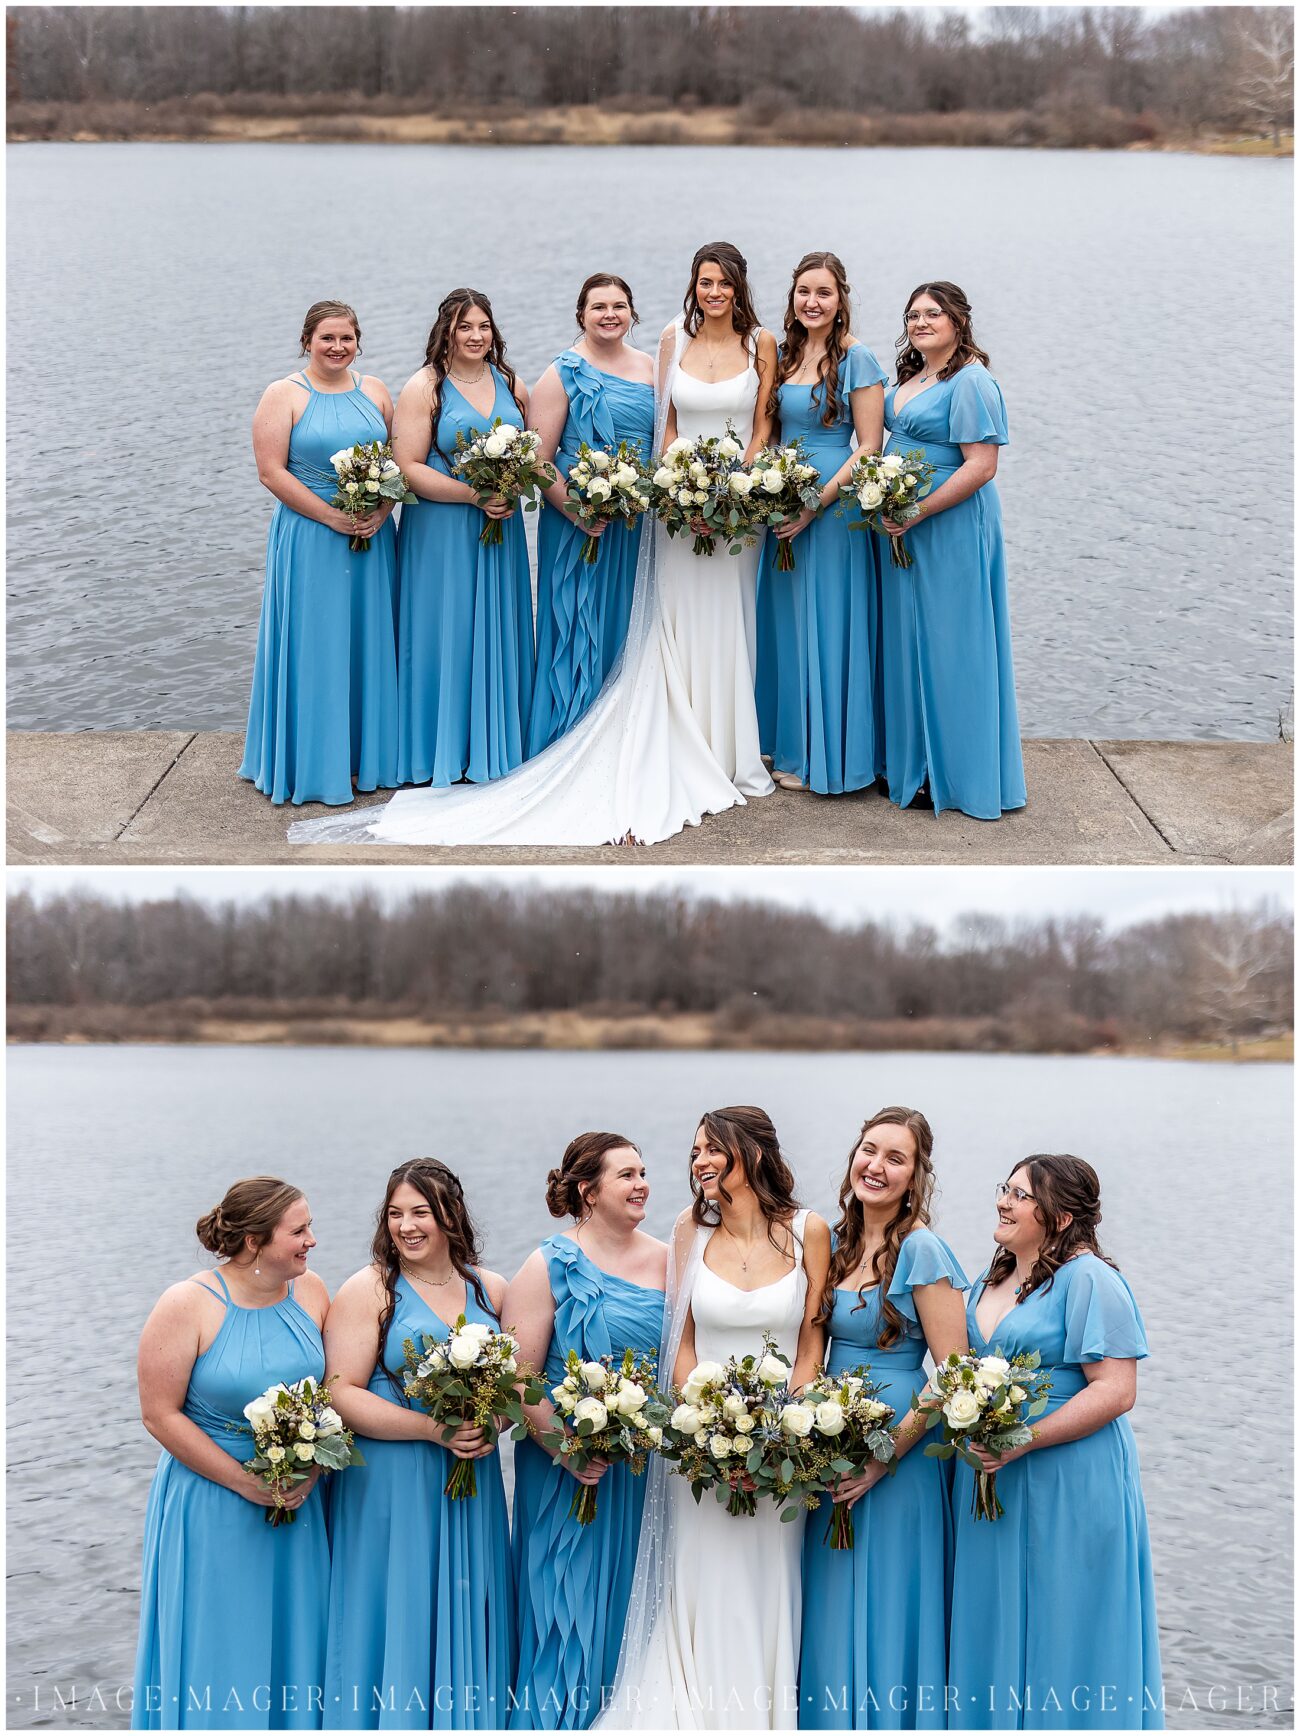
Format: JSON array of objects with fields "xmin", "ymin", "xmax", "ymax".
[
  {"xmin": 451, "ymin": 419, "xmax": 556, "ymax": 547},
  {"xmin": 650, "ymin": 422, "xmax": 754, "ymax": 557},
  {"xmin": 789, "ymin": 1368, "xmax": 897, "ymax": 1549},
  {"xmin": 922, "ymin": 1350, "xmax": 1051, "ymax": 1521},
  {"xmin": 328, "ymin": 440, "xmax": 417, "ymax": 552},
  {"xmin": 401, "ymin": 1315, "xmax": 545, "ymax": 1500},
  {"xmin": 564, "ymin": 440, "xmax": 654, "ymax": 565},
  {"xmin": 839, "ymin": 449, "xmax": 936, "ymax": 569},
  {"xmin": 739, "ymin": 441, "xmax": 822, "ymax": 572},
  {"xmin": 543, "ymin": 1347, "xmax": 671, "ymax": 1525},
  {"xmin": 241, "ymin": 1375, "xmax": 362, "ymax": 1526},
  {"xmin": 658, "ymin": 1334, "xmax": 792, "ymax": 1517}
]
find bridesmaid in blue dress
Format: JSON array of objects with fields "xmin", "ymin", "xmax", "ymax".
[
  {"xmin": 948, "ymin": 1156, "xmax": 1163, "ymax": 1730},
  {"xmin": 391, "ymin": 291, "xmax": 535, "ymax": 787},
  {"xmin": 133, "ymin": 1178, "xmax": 330, "ymax": 1730},
  {"xmin": 526, "ymin": 276, "xmax": 656, "ymax": 755},
  {"xmin": 756, "ymin": 252, "xmax": 887, "ymax": 796},
  {"xmin": 799, "ymin": 1109, "xmax": 969, "ymax": 1732},
  {"xmin": 240, "ymin": 300, "xmax": 400, "ymax": 806},
  {"xmin": 322, "ymin": 1160, "xmax": 514, "ymax": 1731},
  {"xmin": 876, "ymin": 283, "xmax": 1025, "ymax": 820},
  {"xmin": 504, "ymin": 1133, "xmax": 667, "ymax": 1729}
]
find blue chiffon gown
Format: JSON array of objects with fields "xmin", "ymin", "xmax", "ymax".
[
  {"xmin": 324, "ymin": 1276, "xmax": 514, "ymax": 1730},
  {"xmin": 396, "ymin": 369, "xmax": 535, "ymax": 787},
  {"xmin": 877, "ymin": 365, "xmax": 1026, "ymax": 819},
  {"xmin": 509, "ymin": 1237, "xmax": 666, "ymax": 1730},
  {"xmin": 799, "ymin": 1228, "xmax": 968, "ymax": 1731},
  {"xmin": 132, "ymin": 1271, "xmax": 329, "ymax": 1730},
  {"xmin": 526, "ymin": 353, "xmax": 655, "ymax": 756},
  {"xmin": 947, "ymin": 1255, "xmax": 1163, "ymax": 1730},
  {"xmin": 240, "ymin": 372, "xmax": 400, "ymax": 806},
  {"xmin": 756, "ymin": 342, "xmax": 888, "ymax": 794}
]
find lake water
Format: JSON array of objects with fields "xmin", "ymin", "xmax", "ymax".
[
  {"xmin": 5, "ymin": 1044, "xmax": 1292, "ymax": 1728},
  {"xmin": 5, "ymin": 143, "xmax": 1293, "ymax": 740}
]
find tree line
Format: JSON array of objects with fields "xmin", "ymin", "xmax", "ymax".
[
  {"xmin": 6, "ymin": 885, "xmax": 1291, "ymax": 1051},
  {"xmin": 6, "ymin": 6, "xmax": 1293, "ymax": 138}
]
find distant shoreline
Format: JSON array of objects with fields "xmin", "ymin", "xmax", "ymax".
[{"xmin": 6, "ymin": 100, "xmax": 1293, "ymax": 155}]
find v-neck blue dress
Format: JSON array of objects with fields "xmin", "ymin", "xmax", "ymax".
[
  {"xmin": 877, "ymin": 365, "xmax": 1025, "ymax": 820},
  {"xmin": 323, "ymin": 1274, "xmax": 515, "ymax": 1730},
  {"xmin": 132, "ymin": 1271, "xmax": 330, "ymax": 1729},
  {"xmin": 396, "ymin": 366, "xmax": 535, "ymax": 787},
  {"xmin": 947, "ymin": 1255, "xmax": 1163, "ymax": 1729},
  {"xmin": 509, "ymin": 1237, "xmax": 666, "ymax": 1729}
]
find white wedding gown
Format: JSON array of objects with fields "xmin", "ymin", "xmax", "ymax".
[
  {"xmin": 288, "ymin": 323, "xmax": 773, "ymax": 848},
  {"xmin": 604, "ymin": 1212, "xmax": 809, "ymax": 1731}
]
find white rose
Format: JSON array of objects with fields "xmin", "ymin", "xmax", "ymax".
[
  {"xmin": 1009, "ymin": 1385, "xmax": 1027, "ymax": 1404},
  {"xmin": 722, "ymin": 1393, "xmax": 748, "ymax": 1420},
  {"xmin": 943, "ymin": 1389, "xmax": 983, "ymax": 1430},
  {"xmin": 903, "ymin": 473, "xmax": 917, "ymax": 487},
  {"xmin": 687, "ymin": 1361, "xmax": 725, "ymax": 1389},
  {"xmin": 797, "ymin": 464, "xmax": 817, "ymax": 481},
  {"xmin": 590, "ymin": 449, "xmax": 610, "ymax": 470},
  {"xmin": 614, "ymin": 465, "xmax": 638, "ymax": 487},
  {"xmin": 573, "ymin": 1396, "xmax": 609, "ymax": 1432},
  {"xmin": 483, "ymin": 433, "xmax": 507, "ymax": 459},
  {"xmin": 295, "ymin": 1442, "xmax": 315, "ymax": 1462},
  {"xmin": 665, "ymin": 437, "xmax": 692, "ymax": 458},
  {"xmin": 731, "ymin": 1436, "xmax": 750, "ymax": 1456},
  {"xmin": 728, "ymin": 473, "xmax": 754, "ymax": 496},
  {"xmin": 635, "ymin": 492, "xmax": 649, "ymax": 508},
  {"xmin": 345, "ymin": 481, "xmax": 359, "ymax": 494},
  {"xmin": 814, "ymin": 1401, "xmax": 846, "ymax": 1436},
  {"xmin": 587, "ymin": 477, "xmax": 612, "ymax": 501},
  {"xmin": 578, "ymin": 1361, "xmax": 607, "ymax": 1390},
  {"xmin": 447, "ymin": 1333, "xmax": 480, "ymax": 1369},
  {"xmin": 459, "ymin": 1322, "xmax": 492, "ymax": 1341},
  {"xmin": 614, "ymin": 1382, "xmax": 648, "ymax": 1415},
  {"xmin": 501, "ymin": 425, "xmax": 520, "ymax": 445},
  {"xmin": 647, "ymin": 1426, "xmax": 663, "ymax": 1446},
  {"xmin": 696, "ymin": 1405, "xmax": 718, "ymax": 1428},
  {"xmin": 381, "ymin": 459, "xmax": 401, "ymax": 477},
  {"xmin": 630, "ymin": 1411, "xmax": 649, "ymax": 1429},
  {"xmin": 733, "ymin": 1411, "xmax": 756, "ymax": 1434},
  {"xmin": 756, "ymin": 1354, "xmax": 787, "ymax": 1386},
  {"xmin": 693, "ymin": 489, "xmax": 709, "ymax": 505},
  {"xmin": 866, "ymin": 1399, "xmax": 892, "ymax": 1420},
  {"xmin": 553, "ymin": 1386, "xmax": 577, "ymax": 1414},
  {"xmin": 718, "ymin": 437, "xmax": 741, "ymax": 459},
  {"xmin": 367, "ymin": 464, "xmax": 380, "ymax": 479},
  {"xmin": 316, "ymin": 1406, "xmax": 344, "ymax": 1435},
  {"xmin": 329, "ymin": 448, "xmax": 353, "ymax": 470},
  {"xmin": 779, "ymin": 1404, "xmax": 815, "ymax": 1438},
  {"xmin": 975, "ymin": 1355, "xmax": 1010, "ymax": 1390},
  {"xmin": 671, "ymin": 1402, "xmax": 703, "ymax": 1434},
  {"xmin": 880, "ymin": 455, "xmax": 904, "ymax": 476},
  {"xmin": 689, "ymin": 461, "xmax": 708, "ymax": 483},
  {"xmin": 709, "ymin": 1434, "xmax": 732, "ymax": 1459},
  {"xmin": 243, "ymin": 1393, "xmax": 278, "ymax": 1429},
  {"xmin": 761, "ymin": 469, "xmax": 785, "ymax": 495},
  {"xmin": 693, "ymin": 1428, "xmax": 710, "ymax": 1447},
  {"xmin": 266, "ymin": 1445, "xmax": 286, "ymax": 1463},
  {"xmin": 298, "ymin": 1420, "xmax": 317, "ymax": 1441},
  {"xmin": 860, "ymin": 485, "xmax": 885, "ymax": 510},
  {"xmin": 652, "ymin": 467, "xmax": 674, "ymax": 489}
]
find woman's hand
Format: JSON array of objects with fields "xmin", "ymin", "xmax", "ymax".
[
  {"xmin": 482, "ymin": 494, "xmax": 516, "ymax": 522},
  {"xmin": 329, "ymin": 506, "xmax": 388, "ymax": 537},
  {"xmin": 882, "ymin": 507, "xmax": 928, "ymax": 538},
  {"xmin": 832, "ymin": 1460, "xmax": 888, "ymax": 1508},
  {"xmin": 238, "ymin": 1464, "xmax": 322, "ymax": 1510},
  {"xmin": 561, "ymin": 1453, "xmax": 609, "ymax": 1487},
  {"xmin": 568, "ymin": 513, "xmax": 606, "ymax": 536},
  {"xmin": 970, "ymin": 1438, "xmax": 1034, "ymax": 1474},
  {"xmin": 438, "ymin": 1419, "xmax": 496, "ymax": 1460},
  {"xmin": 774, "ymin": 506, "xmax": 817, "ymax": 542}
]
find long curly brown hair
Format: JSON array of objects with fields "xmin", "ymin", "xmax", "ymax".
[
  {"xmin": 986, "ymin": 1154, "xmax": 1119, "ymax": 1304},
  {"xmin": 690, "ymin": 1105, "xmax": 800, "ymax": 1253},
  {"xmin": 371, "ymin": 1158, "xmax": 496, "ymax": 1395},
  {"xmin": 816, "ymin": 1107, "xmax": 936, "ymax": 1348},
  {"xmin": 681, "ymin": 242, "xmax": 761, "ymax": 341},
  {"xmin": 768, "ymin": 251, "xmax": 855, "ymax": 430},
  {"xmin": 421, "ymin": 288, "xmax": 525, "ymax": 462},
  {"xmin": 894, "ymin": 281, "xmax": 990, "ymax": 386}
]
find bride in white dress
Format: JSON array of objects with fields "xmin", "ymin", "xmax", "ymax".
[
  {"xmin": 601, "ymin": 1108, "xmax": 831, "ymax": 1731},
  {"xmin": 288, "ymin": 243, "xmax": 777, "ymax": 848}
]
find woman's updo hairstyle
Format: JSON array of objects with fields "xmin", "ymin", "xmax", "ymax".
[
  {"xmin": 196, "ymin": 1177, "xmax": 304, "ymax": 1259},
  {"xmin": 299, "ymin": 300, "xmax": 361, "ymax": 356},
  {"xmin": 546, "ymin": 1131, "xmax": 641, "ymax": 1220},
  {"xmin": 576, "ymin": 273, "xmax": 639, "ymax": 333}
]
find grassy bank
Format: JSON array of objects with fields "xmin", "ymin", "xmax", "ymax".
[{"xmin": 7, "ymin": 98, "xmax": 1292, "ymax": 155}]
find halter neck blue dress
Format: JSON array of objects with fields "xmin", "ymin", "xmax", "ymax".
[
  {"xmin": 526, "ymin": 353, "xmax": 655, "ymax": 757},
  {"xmin": 240, "ymin": 371, "xmax": 399, "ymax": 806},
  {"xmin": 132, "ymin": 1270, "xmax": 329, "ymax": 1729}
]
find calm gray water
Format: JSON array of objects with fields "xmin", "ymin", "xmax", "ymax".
[
  {"xmin": 5, "ymin": 143, "xmax": 1293, "ymax": 739},
  {"xmin": 6, "ymin": 1045, "xmax": 1292, "ymax": 1728}
]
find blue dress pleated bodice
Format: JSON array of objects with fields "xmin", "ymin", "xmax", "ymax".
[
  {"xmin": 132, "ymin": 1271, "xmax": 330, "ymax": 1729},
  {"xmin": 527, "ymin": 353, "xmax": 655, "ymax": 758},
  {"xmin": 756, "ymin": 342, "xmax": 888, "ymax": 794},
  {"xmin": 876, "ymin": 363, "xmax": 1025, "ymax": 820},
  {"xmin": 800, "ymin": 1228, "xmax": 968, "ymax": 1731},
  {"xmin": 947, "ymin": 1255, "xmax": 1163, "ymax": 1729},
  {"xmin": 324, "ymin": 1273, "xmax": 514, "ymax": 1730},
  {"xmin": 396, "ymin": 366, "xmax": 535, "ymax": 788},
  {"xmin": 511, "ymin": 1236, "xmax": 666, "ymax": 1730},
  {"xmin": 240, "ymin": 372, "xmax": 400, "ymax": 806}
]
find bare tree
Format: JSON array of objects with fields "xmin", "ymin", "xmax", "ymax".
[{"xmin": 1230, "ymin": 9, "xmax": 1295, "ymax": 144}]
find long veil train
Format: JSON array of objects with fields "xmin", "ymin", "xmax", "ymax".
[{"xmin": 288, "ymin": 321, "xmax": 751, "ymax": 848}]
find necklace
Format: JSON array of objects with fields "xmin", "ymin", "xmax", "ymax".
[
  {"xmin": 721, "ymin": 1223, "xmax": 765, "ymax": 1274},
  {"xmin": 400, "ymin": 1261, "xmax": 456, "ymax": 1288},
  {"xmin": 449, "ymin": 364, "xmax": 487, "ymax": 385},
  {"xmin": 695, "ymin": 337, "xmax": 733, "ymax": 380}
]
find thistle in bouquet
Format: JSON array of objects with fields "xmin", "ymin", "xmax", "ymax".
[
  {"xmin": 452, "ymin": 419, "xmax": 556, "ymax": 547},
  {"xmin": 780, "ymin": 1368, "xmax": 897, "ymax": 1549},
  {"xmin": 651, "ymin": 421, "xmax": 755, "ymax": 556},
  {"xmin": 565, "ymin": 440, "xmax": 653, "ymax": 564},
  {"xmin": 328, "ymin": 440, "xmax": 416, "ymax": 552},
  {"xmin": 922, "ymin": 1350, "xmax": 1051, "ymax": 1520},
  {"xmin": 543, "ymin": 1347, "xmax": 671, "ymax": 1525},
  {"xmin": 659, "ymin": 1335, "xmax": 790, "ymax": 1518},
  {"xmin": 402, "ymin": 1316, "xmax": 546, "ymax": 1499},
  {"xmin": 840, "ymin": 449, "xmax": 936, "ymax": 568},
  {"xmin": 241, "ymin": 1375, "xmax": 363, "ymax": 1527},
  {"xmin": 742, "ymin": 441, "xmax": 822, "ymax": 572}
]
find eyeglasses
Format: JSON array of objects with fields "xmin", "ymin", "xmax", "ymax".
[
  {"xmin": 905, "ymin": 311, "xmax": 948, "ymax": 325},
  {"xmin": 995, "ymin": 1182, "xmax": 1035, "ymax": 1205}
]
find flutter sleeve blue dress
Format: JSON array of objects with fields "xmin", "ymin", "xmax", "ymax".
[
  {"xmin": 323, "ymin": 1275, "xmax": 514, "ymax": 1731},
  {"xmin": 756, "ymin": 341, "xmax": 888, "ymax": 794},
  {"xmin": 877, "ymin": 363, "xmax": 1025, "ymax": 820},
  {"xmin": 799, "ymin": 1227, "xmax": 968, "ymax": 1731},
  {"xmin": 526, "ymin": 353, "xmax": 655, "ymax": 757},
  {"xmin": 132, "ymin": 1271, "xmax": 330, "ymax": 1729},
  {"xmin": 947, "ymin": 1255, "xmax": 1163, "ymax": 1730},
  {"xmin": 395, "ymin": 368, "xmax": 535, "ymax": 787},
  {"xmin": 239, "ymin": 372, "xmax": 400, "ymax": 806},
  {"xmin": 509, "ymin": 1237, "xmax": 666, "ymax": 1730}
]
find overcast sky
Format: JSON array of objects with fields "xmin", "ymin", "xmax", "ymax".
[{"xmin": 11, "ymin": 867, "xmax": 1291, "ymax": 932}]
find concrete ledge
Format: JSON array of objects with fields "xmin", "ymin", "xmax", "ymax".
[{"xmin": 6, "ymin": 731, "xmax": 1292, "ymax": 867}]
